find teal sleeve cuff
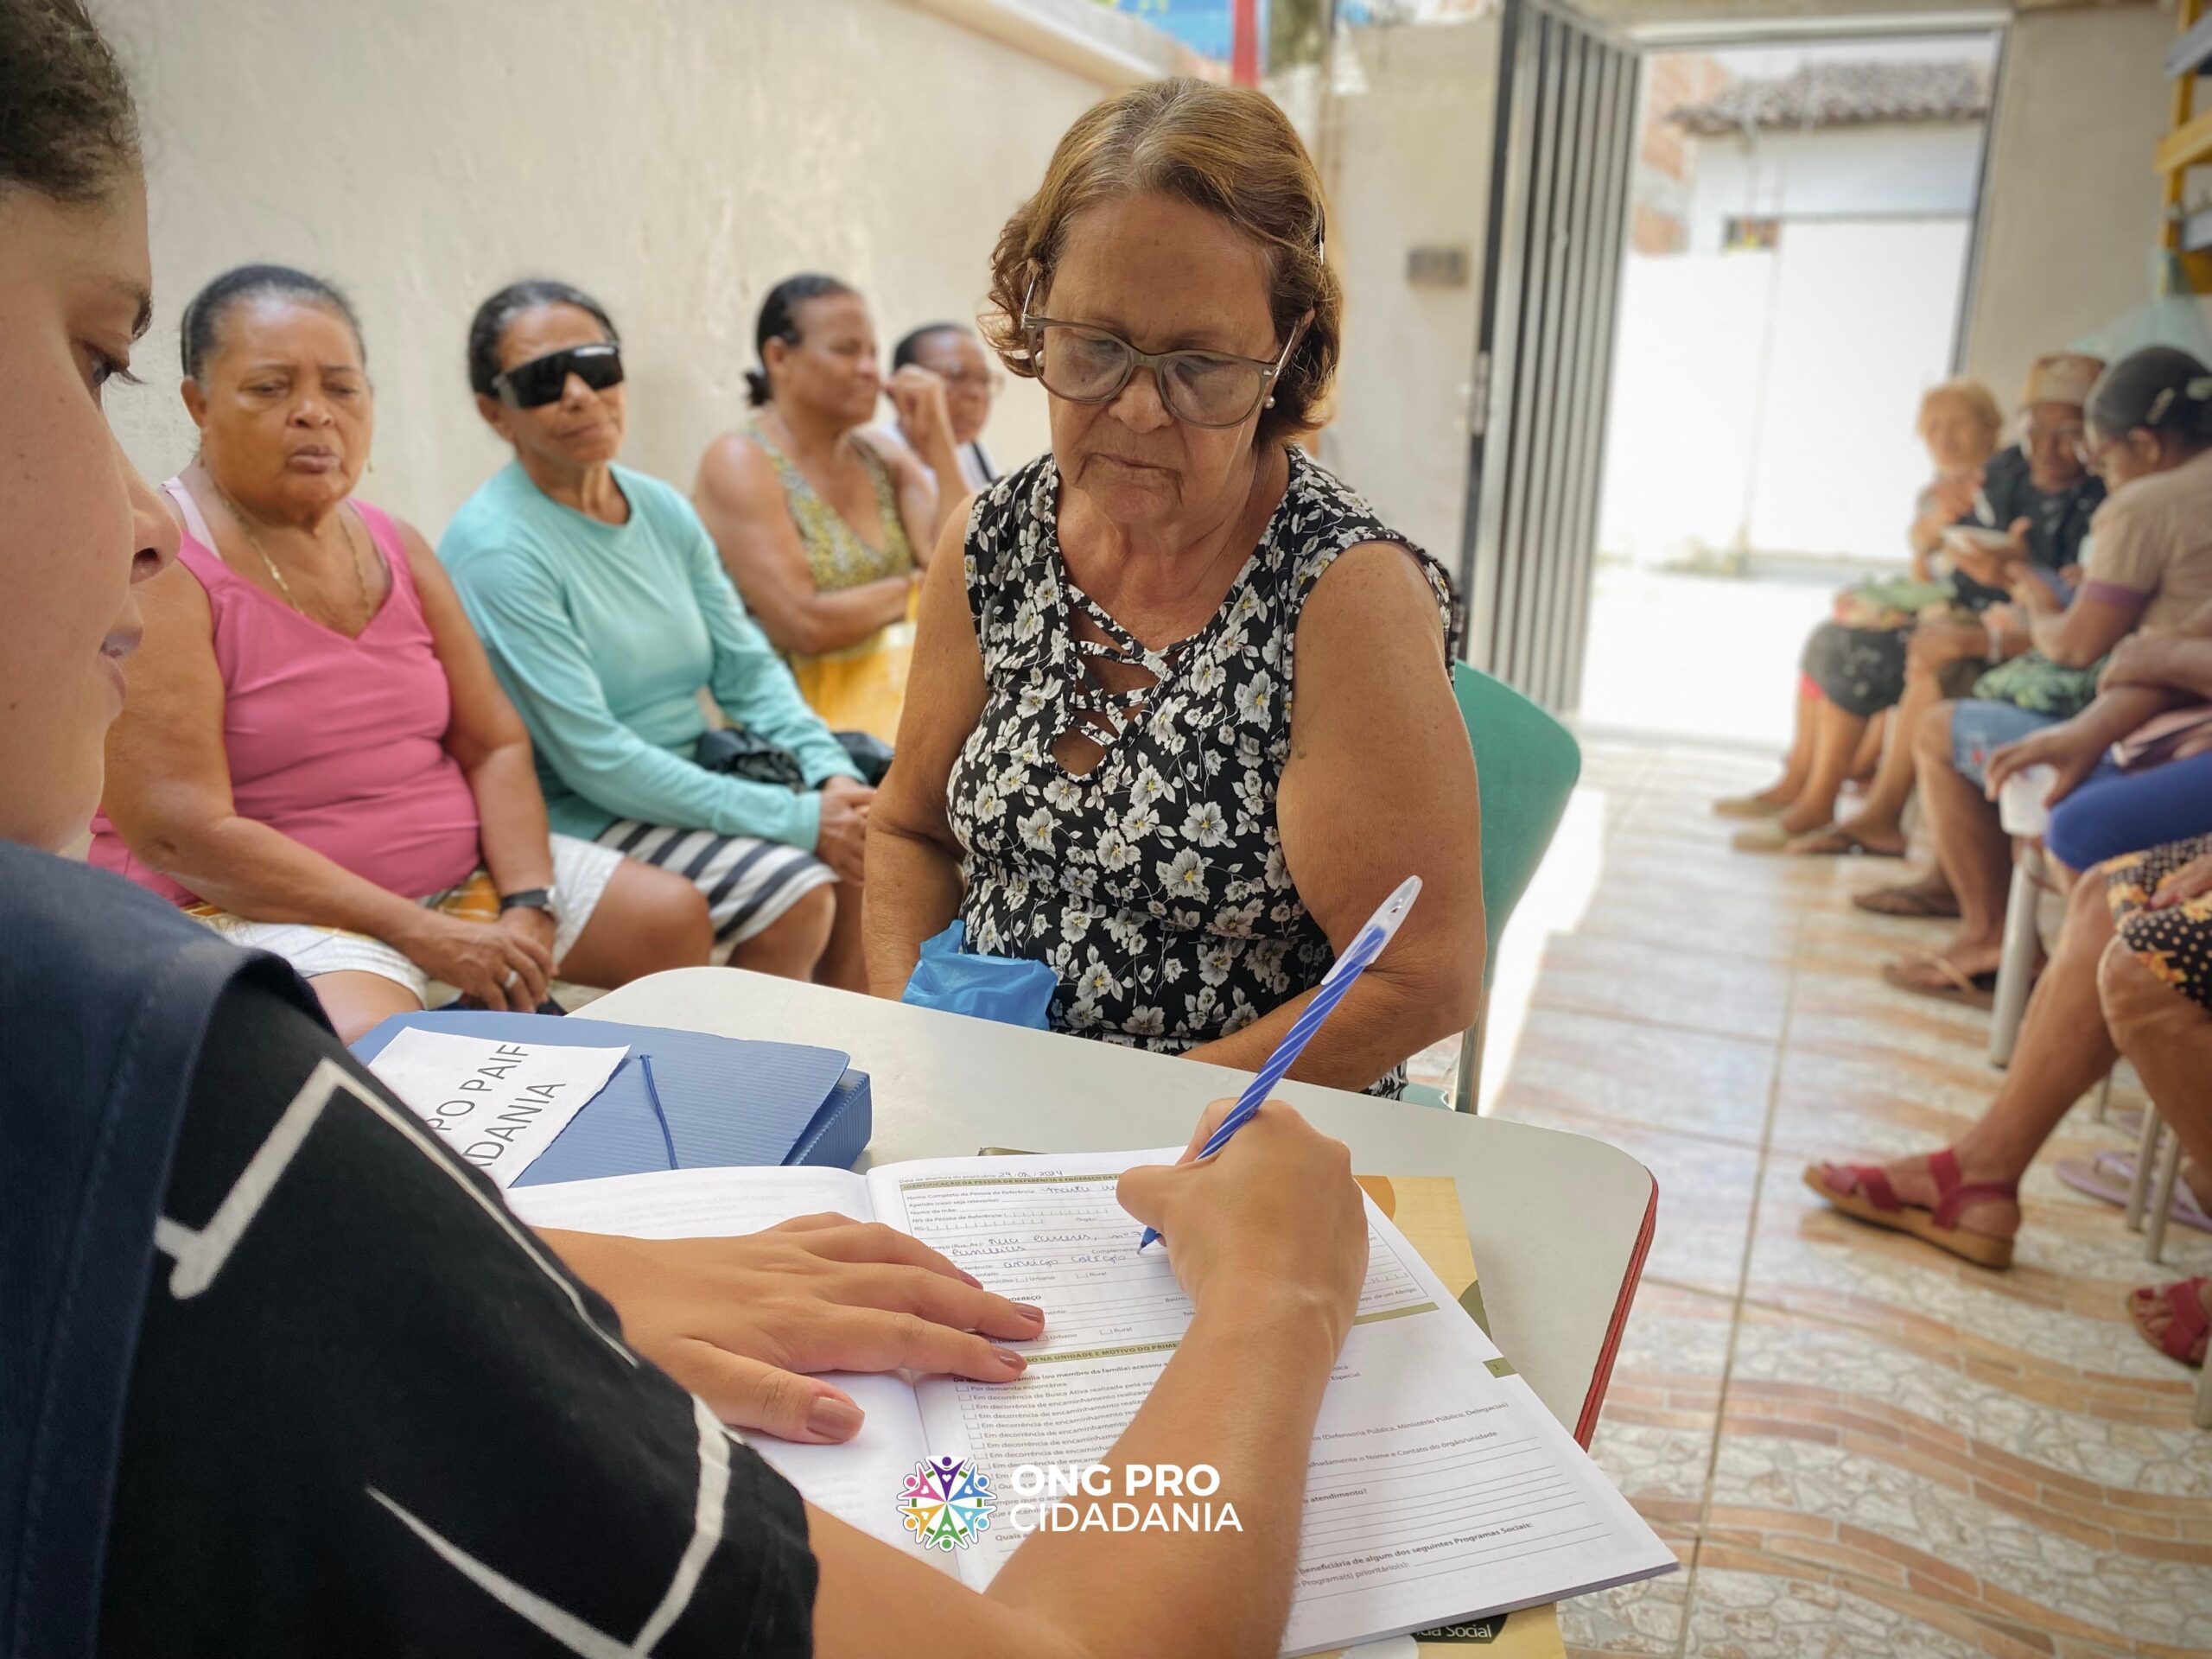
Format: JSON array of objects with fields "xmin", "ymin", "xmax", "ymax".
[{"xmin": 789, "ymin": 789, "xmax": 825, "ymax": 854}]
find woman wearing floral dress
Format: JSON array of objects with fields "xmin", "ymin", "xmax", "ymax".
[
  {"xmin": 866, "ymin": 79, "xmax": 1484, "ymax": 1096},
  {"xmin": 2100, "ymin": 836, "xmax": 2212, "ymax": 1370}
]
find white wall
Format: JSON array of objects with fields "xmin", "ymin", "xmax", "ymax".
[
  {"xmin": 1961, "ymin": 3, "xmax": 2173, "ymax": 407},
  {"xmin": 1599, "ymin": 215, "xmax": 1968, "ymax": 565},
  {"xmin": 92, "ymin": 0, "xmax": 1110, "ymax": 536},
  {"xmin": 1685, "ymin": 122, "xmax": 1984, "ymax": 255},
  {"xmin": 1745, "ymin": 216, "xmax": 1970, "ymax": 557},
  {"xmin": 1316, "ymin": 18, "xmax": 1498, "ymax": 565}
]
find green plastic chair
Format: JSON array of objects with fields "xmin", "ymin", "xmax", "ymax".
[{"xmin": 1401, "ymin": 661, "xmax": 1582, "ymax": 1112}]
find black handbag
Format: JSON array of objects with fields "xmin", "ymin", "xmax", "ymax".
[{"xmin": 696, "ymin": 727, "xmax": 893, "ymax": 790}]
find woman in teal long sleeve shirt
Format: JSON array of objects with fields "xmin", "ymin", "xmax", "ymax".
[{"xmin": 443, "ymin": 282, "xmax": 872, "ymax": 988}]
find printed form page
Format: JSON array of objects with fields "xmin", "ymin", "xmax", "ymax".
[
  {"xmin": 509, "ymin": 1166, "xmax": 941, "ymax": 1560},
  {"xmin": 868, "ymin": 1150, "xmax": 1675, "ymax": 1654}
]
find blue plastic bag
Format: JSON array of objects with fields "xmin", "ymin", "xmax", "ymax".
[{"xmin": 899, "ymin": 921, "xmax": 1058, "ymax": 1029}]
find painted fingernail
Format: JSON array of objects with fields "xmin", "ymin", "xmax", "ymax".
[
  {"xmin": 957, "ymin": 1269, "xmax": 985, "ymax": 1288},
  {"xmin": 1013, "ymin": 1302, "xmax": 1046, "ymax": 1325},
  {"xmin": 994, "ymin": 1346, "xmax": 1029, "ymax": 1373},
  {"xmin": 807, "ymin": 1395, "xmax": 865, "ymax": 1440}
]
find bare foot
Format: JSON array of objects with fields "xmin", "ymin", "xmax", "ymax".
[
  {"xmin": 1835, "ymin": 813, "xmax": 1907, "ymax": 855},
  {"xmin": 2128, "ymin": 1277, "xmax": 2211, "ymax": 1365}
]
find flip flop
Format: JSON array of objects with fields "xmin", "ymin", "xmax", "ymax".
[
  {"xmin": 2055, "ymin": 1150, "xmax": 2212, "ymax": 1233},
  {"xmin": 1786, "ymin": 823, "xmax": 1907, "ymax": 859},
  {"xmin": 2127, "ymin": 1276, "xmax": 2209, "ymax": 1367},
  {"xmin": 1713, "ymin": 793, "xmax": 1790, "ymax": 821},
  {"xmin": 1881, "ymin": 954, "xmax": 1999, "ymax": 1010},
  {"xmin": 1853, "ymin": 883, "xmax": 1961, "ymax": 919},
  {"xmin": 1802, "ymin": 1149, "xmax": 2017, "ymax": 1268}
]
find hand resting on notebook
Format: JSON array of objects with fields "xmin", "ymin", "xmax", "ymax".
[{"xmin": 542, "ymin": 1217, "xmax": 1047, "ymax": 1442}]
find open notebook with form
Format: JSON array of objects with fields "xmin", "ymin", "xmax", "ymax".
[{"xmin": 512, "ymin": 1148, "xmax": 1675, "ymax": 1656}]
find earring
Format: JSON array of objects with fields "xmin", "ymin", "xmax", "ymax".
[{"xmin": 1265, "ymin": 396, "xmax": 1276, "ymax": 409}]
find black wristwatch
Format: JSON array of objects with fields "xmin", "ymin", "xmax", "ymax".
[{"xmin": 499, "ymin": 887, "xmax": 555, "ymax": 918}]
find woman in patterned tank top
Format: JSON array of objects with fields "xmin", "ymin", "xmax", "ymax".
[
  {"xmin": 695, "ymin": 275, "xmax": 962, "ymax": 741},
  {"xmin": 866, "ymin": 80, "xmax": 1484, "ymax": 1097}
]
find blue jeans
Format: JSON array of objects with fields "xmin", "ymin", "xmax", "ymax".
[{"xmin": 1948, "ymin": 700, "xmax": 2065, "ymax": 791}]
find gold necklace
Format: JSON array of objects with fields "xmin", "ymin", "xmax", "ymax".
[{"xmin": 207, "ymin": 477, "xmax": 376, "ymax": 633}]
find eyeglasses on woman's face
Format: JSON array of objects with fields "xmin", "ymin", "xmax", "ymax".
[{"xmin": 1020, "ymin": 276, "xmax": 1297, "ymax": 429}]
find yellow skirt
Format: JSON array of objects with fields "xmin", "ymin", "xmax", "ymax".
[{"xmin": 790, "ymin": 619, "xmax": 915, "ymax": 745}]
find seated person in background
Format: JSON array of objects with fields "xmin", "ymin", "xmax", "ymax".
[
  {"xmin": 90, "ymin": 265, "xmax": 709, "ymax": 1042},
  {"xmin": 873, "ymin": 321, "xmax": 1001, "ymax": 492},
  {"xmin": 1904, "ymin": 379, "xmax": 2009, "ymax": 584},
  {"xmin": 694, "ymin": 275, "xmax": 946, "ymax": 743},
  {"xmin": 1718, "ymin": 378, "xmax": 2003, "ymax": 832},
  {"xmin": 4, "ymin": 27, "xmax": 1378, "ymax": 1653},
  {"xmin": 866, "ymin": 79, "xmax": 1484, "ymax": 1097},
  {"xmin": 2102, "ymin": 839, "xmax": 2212, "ymax": 1370},
  {"xmin": 444, "ymin": 281, "xmax": 871, "ymax": 990},
  {"xmin": 1867, "ymin": 349, "xmax": 2212, "ymax": 1002},
  {"xmin": 1806, "ymin": 833, "xmax": 2212, "ymax": 1372},
  {"xmin": 1726, "ymin": 363, "xmax": 2101, "ymax": 855},
  {"xmin": 1986, "ymin": 617, "xmax": 2212, "ymax": 880}
]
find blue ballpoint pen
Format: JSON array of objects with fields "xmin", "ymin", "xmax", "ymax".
[{"xmin": 1135, "ymin": 874, "xmax": 1422, "ymax": 1251}]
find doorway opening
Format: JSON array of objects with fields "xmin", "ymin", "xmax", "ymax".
[{"xmin": 1577, "ymin": 35, "xmax": 2001, "ymax": 750}]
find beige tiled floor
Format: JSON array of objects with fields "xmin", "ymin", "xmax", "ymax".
[{"xmin": 1449, "ymin": 738, "xmax": 2212, "ymax": 1658}]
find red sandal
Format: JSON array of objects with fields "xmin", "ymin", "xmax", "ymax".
[
  {"xmin": 2129, "ymin": 1277, "xmax": 2210, "ymax": 1368},
  {"xmin": 1802, "ymin": 1148, "xmax": 2018, "ymax": 1268}
]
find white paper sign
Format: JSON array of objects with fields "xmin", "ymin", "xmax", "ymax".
[{"xmin": 367, "ymin": 1029, "xmax": 628, "ymax": 1187}]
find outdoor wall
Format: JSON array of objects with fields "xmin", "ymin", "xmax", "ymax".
[
  {"xmin": 1317, "ymin": 17, "xmax": 1499, "ymax": 566},
  {"xmin": 1684, "ymin": 122, "xmax": 1984, "ymax": 254},
  {"xmin": 1600, "ymin": 111, "xmax": 1977, "ymax": 565},
  {"xmin": 1961, "ymin": 3, "xmax": 2172, "ymax": 406},
  {"xmin": 1599, "ymin": 216, "xmax": 1970, "ymax": 566},
  {"xmin": 91, "ymin": 0, "xmax": 1111, "ymax": 537}
]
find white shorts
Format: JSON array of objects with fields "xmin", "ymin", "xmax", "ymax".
[
  {"xmin": 595, "ymin": 819, "xmax": 835, "ymax": 958},
  {"xmin": 192, "ymin": 833, "xmax": 624, "ymax": 1003}
]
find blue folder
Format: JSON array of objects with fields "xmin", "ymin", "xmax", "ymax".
[{"xmin": 351, "ymin": 1010, "xmax": 871, "ymax": 1183}]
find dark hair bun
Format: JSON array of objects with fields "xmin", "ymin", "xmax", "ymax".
[{"xmin": 749, "ymin": 273, "xmax": 856, "ymax": 408}]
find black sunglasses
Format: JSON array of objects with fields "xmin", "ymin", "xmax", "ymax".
[{"xmin": 494, "ymin": 342, "xmax": 624, "ymax": 409}]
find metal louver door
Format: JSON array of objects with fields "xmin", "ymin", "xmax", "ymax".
[{"xmin": 1460, "ymin": 0, "xmax": 1637, "ymax": 713}]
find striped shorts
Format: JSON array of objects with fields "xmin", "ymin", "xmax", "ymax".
[{"xmin": 596, "ymin": 820, "xmax": 836, "ymax": 956}]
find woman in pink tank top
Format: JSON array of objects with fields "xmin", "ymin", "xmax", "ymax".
[{"xmin": 90, "ymin": 266, "xmax": 709, "ymax": 1039}]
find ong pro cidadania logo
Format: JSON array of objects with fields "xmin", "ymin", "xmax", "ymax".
[{"xmin": 896, "ymin": 1456, "xmax": 996, "ymax": 1551}]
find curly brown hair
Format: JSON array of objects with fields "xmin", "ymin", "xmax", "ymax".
[
  {"xmin": 0, "ymin": 0, "xmax": 139, "ymax": 202},
  {"xmin": 982, "ymin": 78, "xmax": 1338, "ymax": 450}
]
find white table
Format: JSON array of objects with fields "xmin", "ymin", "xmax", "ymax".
[{"xmin": 577, "ymin": 969, "xmax": 1656, "ymax": 1446}]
